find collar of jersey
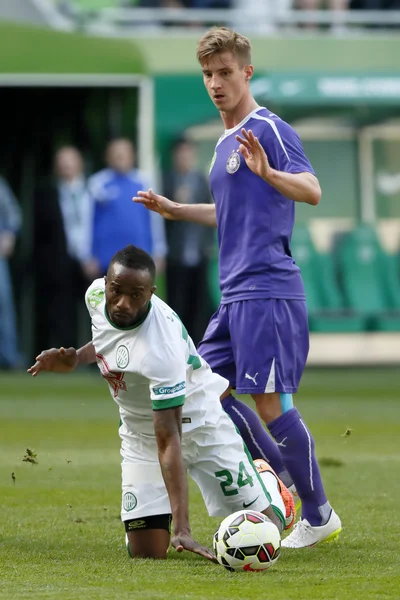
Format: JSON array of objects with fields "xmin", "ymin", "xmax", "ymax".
[
  {"xmin": 217, "ymin": 106, "xmax": 266, "ymax": 146},
  {"xmin": 104, "ymin": 301, "xmax": 152, "ymax": 331}
]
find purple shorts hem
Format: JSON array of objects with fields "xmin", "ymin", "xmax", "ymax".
[{"xmin": 235, "ymin": 386, "xmax": 298, "ymax": 395}]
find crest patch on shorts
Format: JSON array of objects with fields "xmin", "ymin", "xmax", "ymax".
[
  {"xmin": 226, "ymin": 150, "xmax": 241, "ymax": 174},
  {"xmin": 123, "ymin": 492, "xmax": 137, "ymax": 512}
]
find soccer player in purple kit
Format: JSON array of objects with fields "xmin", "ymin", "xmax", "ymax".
[{"xmin": 134, "ymin": 27, "xmax": 342, "ymax": 548}]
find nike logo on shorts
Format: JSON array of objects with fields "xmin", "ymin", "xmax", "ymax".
[{"xmin": 242, "ymin": 496, "xmax": 259, "ymax": 509}]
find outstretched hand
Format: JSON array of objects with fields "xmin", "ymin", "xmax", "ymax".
[
  {"xmin": 27, "ymin": 347, "xmax": 78, "ymax": 377},
  {"xmin": 171, "ymin": 532, "xmax": 217, "ymax": 563},
  {"xmin": 133, "ymin": 189, "xmax": 178, "ymax": 220},
  {"xmin": 236, "ymin": 128, "xmax": 272, "ymax": 181}
]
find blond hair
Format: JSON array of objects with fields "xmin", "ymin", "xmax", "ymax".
[{"xmin": 196, "ymin": 27, "xmax": 251, "ymax": 66}]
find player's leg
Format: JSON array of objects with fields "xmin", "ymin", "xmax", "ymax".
[
  {"xmin": 197, "ymin": 304, "xmax": 236, "ymax": 386},
  {"xmin": 219, "ymin": 300, "xmax": 295, "ymax": 489},
  {"xmin": 121, "ymin": 456, "xmax": 172, "ymax": 559},
  {"xmin": 125, "ymin": 515, "xmax": 171, "ymax": 559},
  {"xmin": 198, "ymin": 304, "xmax": 292, "ymax": 486},
  {"xmin": 245, "ymin": 300, "xmax": 341, "ymax": 547},
  {"xmin": 254, "ymin": 459, "xmax": 296, "ymax": 531},
  {"xmin": 187, "ymin": 407, "xmax": 286, "ymax": 534}
]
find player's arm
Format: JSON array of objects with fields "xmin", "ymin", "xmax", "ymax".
[
  {"xmin": 263, "ymin": 169, "xmax": 321, "ymax": 206},
  {"xmin": 27, "ymin": 342, "xmax": 96, "ymax": 377},
  {"xmin": 236, "ymin": 128, "xmax": 321, "ymax": 206},
  {"xmin": 133, "ymin": 189, "xmax": 217, "ymax": 227},
  {"xmin": 153, "ymin": 406, "xmax": 216, "ymax": 562}
]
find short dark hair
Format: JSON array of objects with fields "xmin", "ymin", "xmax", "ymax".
[
  {"xmin": 171, "ymin": 137, "xmax": 195, "ymax": 153},
  {"xmin": 108, "ymin": 245, "xmax": 156, "ymax": 281},
  {"xmin": 197, "ymin": 27, "xmax": 251, "ymax": 66}
]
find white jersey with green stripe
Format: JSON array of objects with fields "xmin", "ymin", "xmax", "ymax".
[{"xmin": 85, "ymin": 279, "xmax": 229, "ymax": 457}]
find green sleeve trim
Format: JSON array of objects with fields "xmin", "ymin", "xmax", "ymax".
[
  {"xmin": 187, "ymin": 354, "xmax": 202, "ymax": 370},
  {"xmin": 152, "ymin": 395, "xmax": 185, "ymax": 411}
]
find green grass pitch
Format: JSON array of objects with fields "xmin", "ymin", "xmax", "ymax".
[{"xmin": 0, "ymin": 368, "xmax": 399, "ymax": 600}]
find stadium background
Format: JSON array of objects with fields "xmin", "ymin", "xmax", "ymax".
[
  {"xmin": 0, "ymin": 4, "xmax": 399, "ymax": 599},
  {"xmin": 1, "ymin": 4, "xmax": 400, "ymax": 366}
]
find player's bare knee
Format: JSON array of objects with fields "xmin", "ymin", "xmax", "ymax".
[
  {"xmin": 252, "ymin": 392, "xmax": 282, "ymax": 424},
  {"xmin": 127, "ymin": 543, "xmax": 167, "ymax": 560},
  {"xmin": 220, "ymin": 386, "xmax": 232, "ymax": 402},
  {"xmin": 125, "ymin": 514, "xmax": 171, "ymax": 560}
]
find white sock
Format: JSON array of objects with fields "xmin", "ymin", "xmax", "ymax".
[{"xmin": 259, "ymin": 470, "xmax": 285, "ymax": 521}]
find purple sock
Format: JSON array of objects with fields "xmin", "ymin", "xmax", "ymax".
[
  {"xmin": 222, "ymin": 395, "xmax": 293, "ymax": 488},
  {"xmin": 268, "ymin": 407, "xmax": 331, "ymax": 526}
]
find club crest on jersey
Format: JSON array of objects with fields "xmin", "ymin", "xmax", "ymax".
[
  {"xmin": 226, "ymin": 150, "xmax": 240, "ymax": 174},
  {"xmin": 116, "ymin": 345, "xmax": 129, "ymax": 369},
  {"xmin": 88, "ymin": 287, "xmax": 104, "ymax": 309}
]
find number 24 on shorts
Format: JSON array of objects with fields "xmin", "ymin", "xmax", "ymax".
[{"xmin": 215, "ymin": 461, "xmax": 254, "ymax": 497}]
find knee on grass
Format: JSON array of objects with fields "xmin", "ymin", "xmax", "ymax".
[{"xmin": 125, "ymin": 513, "xmax": 171, "ymax": 560}]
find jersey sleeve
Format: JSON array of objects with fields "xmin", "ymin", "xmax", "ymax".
[
  {"xmin": 84, "ymin": 279, "xmax": 106, "ymax": 315},
  {"xmin": 141, "ymin": 342, "xmax": 186, "ymax": 411},
  {"xmin": 259, "ymin": 119, "xmax": 315, "ymax": 176}
]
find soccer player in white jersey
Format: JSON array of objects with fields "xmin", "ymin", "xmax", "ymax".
[{"xmin": 28, "ymin": 245, "xmax": 293, "ymax": 562}]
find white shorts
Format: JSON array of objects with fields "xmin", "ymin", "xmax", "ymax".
[{"xmin": 121, "ymin": 408, "xmax": 275, "ymax": 522}]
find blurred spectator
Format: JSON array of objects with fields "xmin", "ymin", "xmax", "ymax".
[
  {"xmin": 163, "ymin": 138, "xmax": 214, "ymax": 345},
  {"xmin": 191, "ymin": 0, "xmax": 232, "ymax": 6},
  {"xmin": 89, "ymin": 138, "xmax": 167, "ymax": 276},
  {"xmin": 33, "ymin": 147, "xmax": 96, "ymax": 353},
  {"xmin": 296, "ymin": 0, "xmax": 349, "ymax": 31},
  {"xmin": 296, "ymin": 0, "xmax": 347, "ymax": 9},
  {"xmin": 0, "ymin": 177, "xmax": 22, "ymax": 370}
]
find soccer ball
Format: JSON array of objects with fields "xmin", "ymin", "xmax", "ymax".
[{"xmin": 213, "ymin": 510, "xmax": 281, "ymax": 572}]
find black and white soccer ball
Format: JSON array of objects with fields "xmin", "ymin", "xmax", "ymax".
[{"xmin": 213, "ymin": 510, "xmax": 281, "ymax": 572}]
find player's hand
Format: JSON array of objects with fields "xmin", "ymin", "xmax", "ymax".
[
  {"xmin": 171, "ymin": 532, "xmax": 217, "ymax": 563},
  {"xmin": 27, "ymin": 347, "xmax": 78, "ymax": 377},
  {"xmin": 236, "ymin": 128, "xmax": 273, "ymax": 182},
  {"xmin": 133, "ymin": 189, "xmax": 178, "ymax": 220}
]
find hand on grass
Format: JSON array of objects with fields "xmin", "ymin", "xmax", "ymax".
[{"xmin": 171, "ymin": 532, "xmax": 217, "ymax": 563}]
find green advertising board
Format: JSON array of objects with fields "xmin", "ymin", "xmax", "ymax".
[{"xmin": 252, "ymin": 72, "xmax": 400, "ymax": 106}]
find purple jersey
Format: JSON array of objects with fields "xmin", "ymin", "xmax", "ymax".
[{"xmin": 209, "ymin": 107, "xmax": 315, "ymax": 303}]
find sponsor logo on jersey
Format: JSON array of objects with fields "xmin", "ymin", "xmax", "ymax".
[
  {"xmin": 123, "ymin": 492, "xmax": 137, "ymax": 512},
  {"xmin": 127, "ymin": 519, "xmax": 146, "ymax": 530},
  {"xmin": 87, "ymin": 287, "xmax": 104, "ymax": 309},
  {"xmin": 152, "ymin": 381, "xmax": 185, "ymax": 396},
  {"xmin": 226, "ymin": 150, "xmax": 240, "ymax": 174},
  {"xmin": 242, "ymin": 496, "xmax": 259, "ymax": 509},
  {"xmin": 116, "ymin": 345, "xmax": 129, "ymax": 369}
]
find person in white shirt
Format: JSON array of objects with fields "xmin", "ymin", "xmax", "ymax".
[
  {"xmin": 33, "ymin": 146, "xmax": 99, "ymax": 351},
  {"xmin": 28, "ymin": 244, "xmax": 289, "ymax": 562}
]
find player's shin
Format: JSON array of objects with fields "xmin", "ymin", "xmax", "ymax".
[
  {"xmin": 267, "ymin": 407, "xmax": 332, "ymax": 527},
  {"xmin": 222, "ymin": 395, "xmax": 294, "ymax": 488}
]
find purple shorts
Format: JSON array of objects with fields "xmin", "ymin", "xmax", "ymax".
[{"xmin": 197, "ymin": 299, "xmax": 309, "ymax": 395}]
